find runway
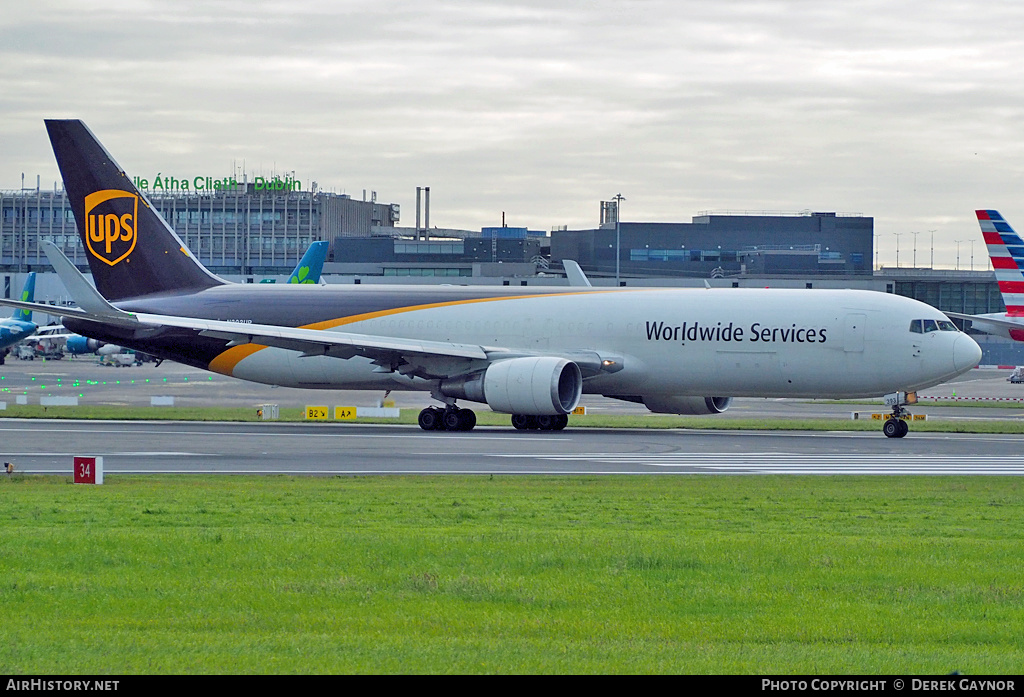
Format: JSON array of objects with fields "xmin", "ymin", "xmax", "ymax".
[
  {"xmin": 3, "ymin": 358, "xmax": 1024, "ymax": 476},
  {"xmin": 3, "ymin": 358, "xmax": 1024, "ymax": 420},
  {"xmin": 3, "ymin": 420, "xmax": 1023, "ymax": 475}
]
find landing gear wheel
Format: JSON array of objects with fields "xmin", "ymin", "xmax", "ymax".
[
  {"xmin": 535, "ymin": 415, "xmax": 557, "ymax": 431},
  {"xmin": 883, "ymin": 417, "xmax": 909, "ymax": 438},
  {"xmin": 443, "ymin": 407, "xmax": 477, "ymax": 432},
  {"xmin": 512, "ymin": 414, "xmax": 567, "ymax": 431},
  {"xmin": 883, "ymin": 418, "xmax": 900, "ymax": 438},
  {"xmin": 418, "ymin": 407, "xmax": 442, "ymax": 431},
  {"xmin": 458, "ymin": 408, "xmax": 477, "ymax": 431}
]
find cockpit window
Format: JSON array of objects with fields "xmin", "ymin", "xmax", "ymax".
[{"xmin": 910, "ymin": 318, "xmax": 960, "ymax": 334}]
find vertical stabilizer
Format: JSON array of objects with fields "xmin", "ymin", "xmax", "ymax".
[
  {"xmin": 45, "ymin": 119, "xmax": 224, "ymax": 301},
  {"xmin": 288, "ymin": 241, "xmax": 329, "ymax": 284},
  {"xmin": 976, "ymin": 210, "xmax": 1024, "ymax": 317},
  {"xmin": 13, "ymin": 272, "xmax": 36, "ymax": 323}
]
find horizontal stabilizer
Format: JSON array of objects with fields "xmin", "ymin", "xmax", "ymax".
[{"xmin": 40, "ymin": 241, "xmax": 139, "ymax": 325}]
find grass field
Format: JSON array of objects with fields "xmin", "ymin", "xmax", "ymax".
[{"xmin": 2, "ymin": 475, "xmax": 1022, "ymax": 674}]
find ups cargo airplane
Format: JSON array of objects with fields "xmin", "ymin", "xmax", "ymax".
[{"xmin": 0, "ymin": 120, "xmax": 983, "ymax": 438}]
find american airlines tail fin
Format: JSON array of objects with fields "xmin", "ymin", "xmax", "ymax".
[
  {"xmin": 45, "ymin": 119, "xmax": 225, "ymax": 302},
  {"xmin": 977, "ymin": 209, "xmax": 1024, "ymax": 317},
  {"xmin": 13, "ymin": 272, "xmax": 36, "ymax": 323}
]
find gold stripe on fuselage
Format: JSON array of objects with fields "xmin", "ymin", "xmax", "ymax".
[{"xmin": 206, "ymin": 289, "xmax": 613, "ymax": 376}]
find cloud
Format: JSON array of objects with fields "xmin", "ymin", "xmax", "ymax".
[{"xmin": 3, "ymin": 0, "xmax": 1024, "ymax": 266}]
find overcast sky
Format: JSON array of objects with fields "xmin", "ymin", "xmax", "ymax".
[{"xmin": 3, "ymin": 0, "xmax": 1024, "ymax": 269}]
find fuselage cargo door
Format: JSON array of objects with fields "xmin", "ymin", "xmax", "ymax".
[{"xmin": 844, "ymin": 313, "xmax": 866, "ymax": 353}]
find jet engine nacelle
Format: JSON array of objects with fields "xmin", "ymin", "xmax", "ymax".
[
  {"xmin": 440, "ymin": 356, "xmax": 583, "ymax": 415},
  {"xmin": 642, "ymin": 395, "xmax": 733, "ymax": 415},
  {"xmin": 65, "ymin": 336, "xmax": 105, "ymax": 354}
]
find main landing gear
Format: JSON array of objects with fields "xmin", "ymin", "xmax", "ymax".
[
  {"xmin": 511, "ymin": 414, "xmax": 569, "ymax": 431},
  {"xmin": 881, "ymin": 391, "xmax": 916, "ymax": 439},
  {"xmin": 416, "ymin": 405, "xmax": 570, "ymax": 432},
  {"xmin": 418, "ymin": 405, "xmax": 477, "ymax": 431}
]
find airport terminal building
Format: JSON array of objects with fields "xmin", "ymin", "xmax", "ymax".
[
  {"xmin": 1, "ymin": 181, "xmax": 399, "ymax": 276},
  {"xmin": 2, "ymin": 183, "xmax": 1020, "ymax": 363},
  {"xmin": 551, "ymin": 209, "xmax": 875, "ymax": 279}
]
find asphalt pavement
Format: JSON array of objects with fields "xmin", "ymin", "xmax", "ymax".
[{"xmin": 2, "ymin": 355, "xmax": 1023, "ymax": 422}]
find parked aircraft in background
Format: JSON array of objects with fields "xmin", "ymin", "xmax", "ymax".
[
  {"xmin": 0, "ymin": 120, "xmax": 983, "ymax": 437},
  {"xmin": 946, "ymin": 210, "xmax": 1024, "ymax": 341},
  {"xmin": 286, "ymin": 241, "xmax": 328, "ymax": 285},
  {"xmin": 0, "ymin": 273, "xmax": 38, "ymax": 363}
]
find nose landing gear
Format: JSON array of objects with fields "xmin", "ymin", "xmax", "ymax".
[
  {"xmin": 882, "ymin": 391, "xmax": 916, "ymax": 438},
  {"xmin": 882, "ymin": 413, "xmax": 910, "ymax": 438}
]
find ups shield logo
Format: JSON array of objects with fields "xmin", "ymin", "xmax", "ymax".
[{"xmin": 84, "ymin": 189, "xmax": 138, "ymax": 266}]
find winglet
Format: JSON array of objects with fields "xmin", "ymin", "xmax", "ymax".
[
  {"xmin": 41, "ymin": 241, "xmax": 138, "ymax": 325},
  {"xmin": 563, "ymin": 260, "xmax": 593, "ymax": 287}
]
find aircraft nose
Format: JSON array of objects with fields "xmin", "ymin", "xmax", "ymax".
[{"xmin": 954, "ymin": 334, "xmax": 983, "ymax": 373}]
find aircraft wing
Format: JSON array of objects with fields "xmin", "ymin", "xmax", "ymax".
[
  {"xmin": 0, "ymin": 292, "xmax": 487, "ymax": 364},
  {"xmin": 4, "ymin": 242, "xmax": 618, "ymax": 378},
  {"xmin": 136, "ymin": 312, "xmax": 492, "ymax": 362},
  {"xmin": 0, "ymin": 299, "xmax": 95, "ymax": 322},
  {"xmin": 0, "ymin": 296, "xmax": 491, "ymax": 362},
  {"xmin": 944, "ymin": 312, "xmax": 1023, "ymax": 330}
]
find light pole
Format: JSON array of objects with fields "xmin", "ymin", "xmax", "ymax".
[
  {"xmin": 911, "ymin": 231, "xmax": 920, "ymax": 268},
  {"xmin": 893, "ymin": 232, "xmax": 903, "ymax": 268},
  {"xmin": 971, "ymin": 240, "xmax": 974, "ymax": 271},
  {"xmin": 955, "ymin": 240, "xmax": 963, "ymax": 270},
  {"xmin": 929, "ymin": 230, "xmax": 935, "ymax": 268},
  {"xmin": 612, "ymin": 193, "xmax": 625, "ymax": 285},
  {"xmin": 874, "ymin": 234, "xmax": 880, "ymax": 270}
]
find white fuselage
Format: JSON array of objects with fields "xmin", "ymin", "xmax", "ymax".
[{"xmin": 223, "ymin": 287, "xmax": 980, "ymax": 400}]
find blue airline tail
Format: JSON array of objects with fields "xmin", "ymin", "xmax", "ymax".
[
  {"xmin": 288, "ymin": 241, "xmax": 329, "ymax": 284},
  {"xmin": 14, "ymin": 272, "xmax": 36, "ymax": 322}
]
